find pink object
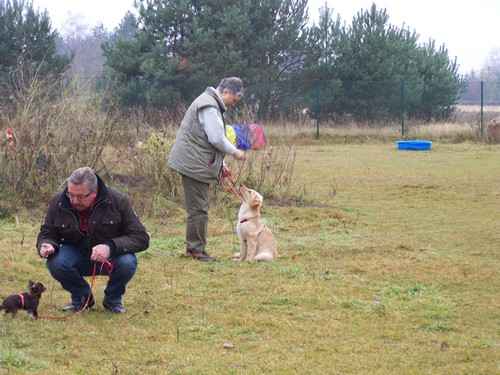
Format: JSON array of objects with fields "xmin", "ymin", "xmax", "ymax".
[{"xmin": 249, "ymin": 124, "xmax": 267, "ymax": 150}]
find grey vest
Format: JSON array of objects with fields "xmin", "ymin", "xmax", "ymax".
[{"xmin": 168, "ymin": 90, "xmax": 225, "ymax": 184}]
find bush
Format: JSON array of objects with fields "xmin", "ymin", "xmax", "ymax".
[
  {"xmin": 0, "ymin": 74, "xmax": 122, "ymax": 214},
  {"xmin": 0, "ymin": 74, "xmax": 298, "ymax": 218}
]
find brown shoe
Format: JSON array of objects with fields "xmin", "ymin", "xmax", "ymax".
[{"xmin": 183, "ymin": 250, "xmax": 216, "ymax": 262}]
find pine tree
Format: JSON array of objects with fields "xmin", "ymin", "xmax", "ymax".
[
  {"xmin": 305, "ymin": 3, "xmax": 463, "ymax": 122},
  {"xmin": 102, "ymin": 0, "xmax": 311, "ymax": 111},
  {"xmin": 0, "ymin": 0, "xmax": 72, "ymax": 85}
]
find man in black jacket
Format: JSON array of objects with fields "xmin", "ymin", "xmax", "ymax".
[{"xmin": 37, "ymin": 167, "xmax": 149, "ymax": 313}]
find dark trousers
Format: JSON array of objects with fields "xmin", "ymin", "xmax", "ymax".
[
  {"xmin": 181, "ymin": 174, "xmax": 211, "ymax": 253},
  {"xmin": 46, "ymin": 244, "xmax": 137, "ymax": 304}
]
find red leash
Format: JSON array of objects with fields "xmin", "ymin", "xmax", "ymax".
[
  {"xmin": 36, "ymin": 260, "xmax": 113, "ymax": 320},
  {"xmin": 219, "ymin": 175, "xmax": 243, "ymax": 202}
]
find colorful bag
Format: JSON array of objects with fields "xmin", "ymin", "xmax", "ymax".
[
  {"xmin": 249, "ymin": 123, "xmax": 267, "ymax": 150},
  {"xmin": 230, "ymin": 124, "xmax": 253, "ymax": 150},
  {"xmin": 225, "ymin": 125, "xmax": 236, "ymax": 146}
]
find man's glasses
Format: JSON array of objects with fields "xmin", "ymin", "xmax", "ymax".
[{"xmin": 66, "ymin": 191, "xmax": 93, "ymax": 200}]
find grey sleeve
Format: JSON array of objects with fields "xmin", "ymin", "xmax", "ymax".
[{"xmin": 199, "ymin": 107, "xmax": 237, "ymax": 155}]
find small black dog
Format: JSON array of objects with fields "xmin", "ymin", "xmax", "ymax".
[{"xmin": 0, "ymin": 280, "xmax": 46, "ymax": 319}]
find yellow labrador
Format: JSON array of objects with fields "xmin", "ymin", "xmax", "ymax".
[{"xmin": 234, "ymin": 184, "xmax": 277, "ymax": 262}]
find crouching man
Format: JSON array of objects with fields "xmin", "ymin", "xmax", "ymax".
[{"xmin": 37, "ymin": 167, "xmax": 149, "ymax": 314}]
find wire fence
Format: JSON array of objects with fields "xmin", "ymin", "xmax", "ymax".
[{"xmin": 124, "ymin": 78, "xmax": 500, "ymax": 138}]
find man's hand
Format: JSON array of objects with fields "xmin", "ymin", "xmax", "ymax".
[
  {"xmin": 39, "ymin": 243, "xmax": 55, "ymax": 258},
  {"xmin": 221, "ymin": 166, "xmax": 231, "ymax": 178},
  {"xmin": 233, "ymin": 149, "xmax": 245, "ymax": 160},
  {"xmin": 91, "ymin": 244, "xmax": 111, "ymax": 263}
]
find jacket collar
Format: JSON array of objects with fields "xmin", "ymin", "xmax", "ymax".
[{"xmin": 205, "ymin": 86, "xmax": 227, "ymax": 113}]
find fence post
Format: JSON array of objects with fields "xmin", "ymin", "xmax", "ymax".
[
  {"xmin": 480, "ymin": 81, "xmax": 484, "ymax": 137},
  {"xmin": 401, "ymin": 80, "xmax": 405, "ymax": 137},
  {"xmin": 136, "ymin": 76, "xmax": 140, "ymax": 103},
  {"xmin": 316, "ymin": 80, "xmax": 320, "ymax": 140}
]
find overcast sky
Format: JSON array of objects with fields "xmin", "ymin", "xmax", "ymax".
[{"xmin": 33, "ymin": 0, "xmax": 500, "ymax": 75}]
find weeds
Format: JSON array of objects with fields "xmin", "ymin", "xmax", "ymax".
[{"xmin": 0, "ymin": 73, "xmax": 122, "ymax": 214}]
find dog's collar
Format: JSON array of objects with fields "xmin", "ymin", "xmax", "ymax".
[
  {"xmin": 18, "ymin": 294, "xmax": 25, "ymax": 309},
  {"xmin": 239, "ymin": 219, "xmax": 267, "ymax": 236},
  {"xmin": 239, "ymin": 216, "xmax": 258, "ymax": 224}
]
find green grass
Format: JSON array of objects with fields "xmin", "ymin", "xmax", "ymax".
[{"xmin": 1, "ymin": 142, "xmax": 498, "ymax": 374}]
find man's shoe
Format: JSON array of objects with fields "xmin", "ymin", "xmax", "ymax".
[
  {"xmin": 62, "ymin": 293, "xmax": 95, "ymax": 312},
  {"xmin": 183, "ymin": 250, "xmax": 216, "ymax": 262},
  {"xmin": 103, "ymin": 298, "xmax": 126, "ymax": 314}
]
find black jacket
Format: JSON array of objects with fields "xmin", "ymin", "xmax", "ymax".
[{"xmin": 36, "ymin": 173, "xmax": 149, "ymax": 257}]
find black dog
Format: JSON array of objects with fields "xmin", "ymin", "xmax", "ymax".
[{"xmin": 0, "ymin": 280, "xmax": 46, "ymax": 319}]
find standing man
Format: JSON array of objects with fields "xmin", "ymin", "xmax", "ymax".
[
  {"xmin": 168, "ymin": 77, "xmax": 245, "ymax": 261},
  {"xmin": 37, "ymin": 167, "xmax": 149, "ymax": 313}
]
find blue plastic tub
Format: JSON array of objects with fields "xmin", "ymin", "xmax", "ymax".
[{"xmin": 397, "ymin": 140, "xmax": 432, "ymax": 150}]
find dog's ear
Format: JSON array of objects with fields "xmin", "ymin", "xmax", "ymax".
[
  {"xmin": 28, "ymin": 280, "xmax": 35, "ymax": 288},
  {"xmin": 249, "ymin": 196, "xmax": 261, "ymax": 209}
]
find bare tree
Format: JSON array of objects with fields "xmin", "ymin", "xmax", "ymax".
[{"xmin": 56, "ymin": 16, "xmax": 108, "ymax": 79}]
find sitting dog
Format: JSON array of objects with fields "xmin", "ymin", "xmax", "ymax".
[
  {"xmin": 0, "ymin": 280, "xmax": 46, "ymax": 318},
  {"xmin": 235, "ymin": 184, "xmax": 277, "ymax": 261}
]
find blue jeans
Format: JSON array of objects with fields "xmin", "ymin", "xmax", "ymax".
[{"xmin": 46, "ymin": 244, "xmax": 137, "ymax": 305}]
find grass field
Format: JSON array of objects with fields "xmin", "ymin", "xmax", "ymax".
[{"xmin": 0, "ymin": 142, "xmax": 498, "ymax": 374}]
